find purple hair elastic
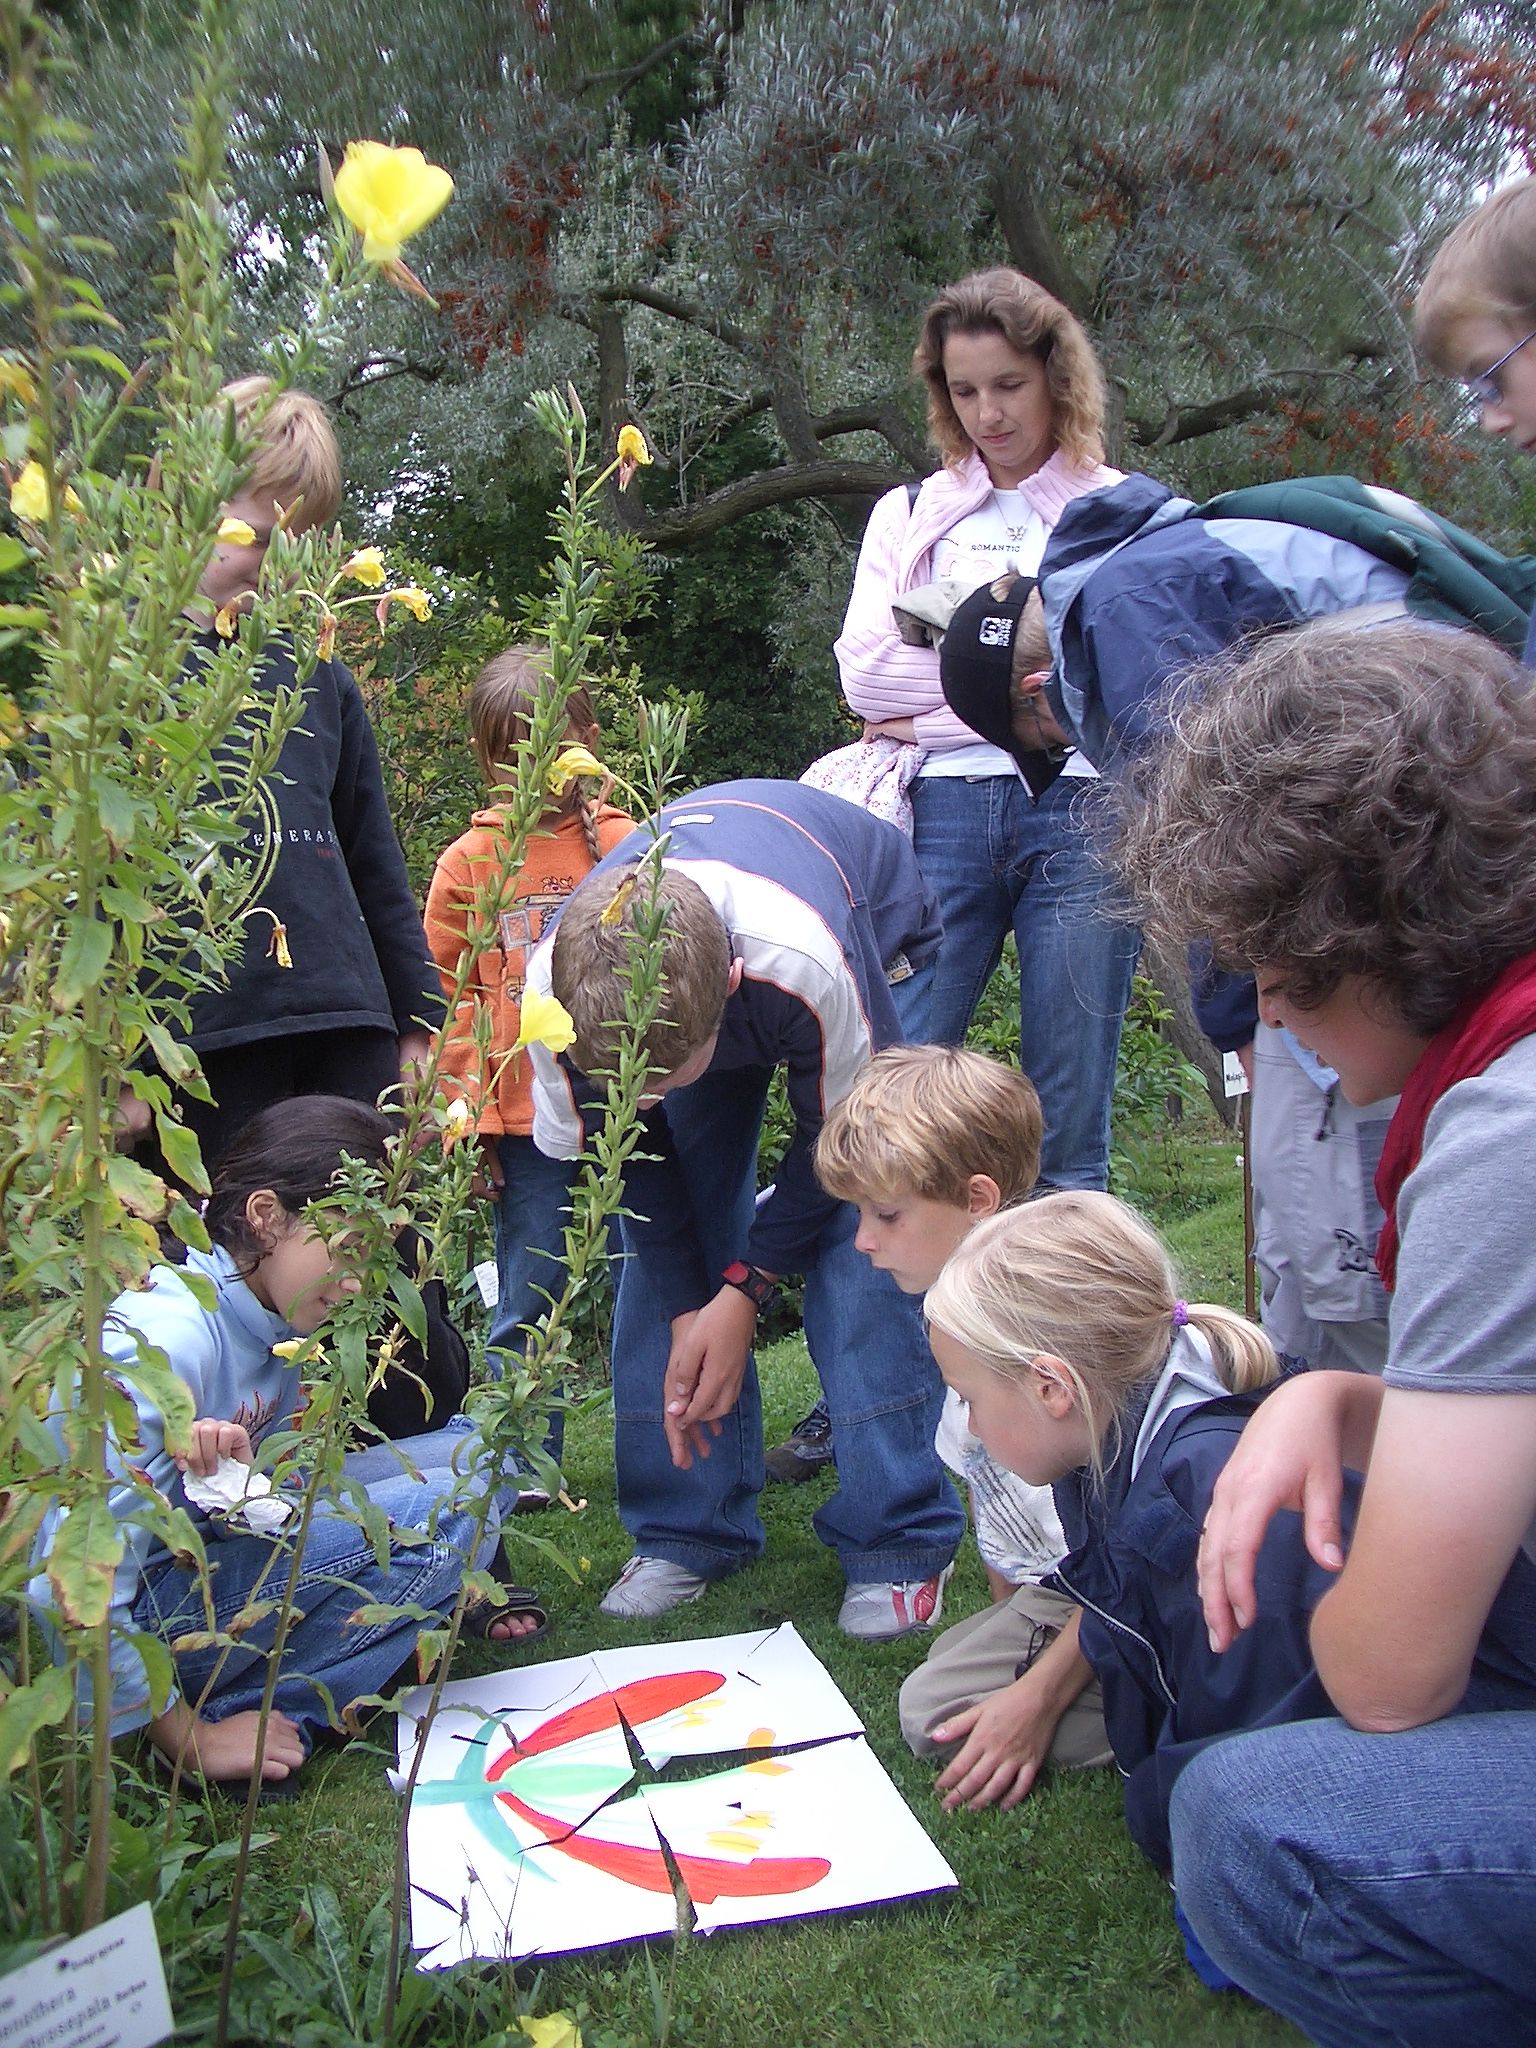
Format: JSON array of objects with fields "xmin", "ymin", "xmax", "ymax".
[{"xmin": 1171, "ymin": 1300, "xmax": 1191, "ymax": 1330}]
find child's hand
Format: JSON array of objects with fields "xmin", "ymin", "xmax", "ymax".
[
  {"xmin": 179, "ymin": 1418, "xmax": 254, "ymax": 1479},
  {"xmin": 113, "ymin": 1084, "xmax": 152, "ymax": 1152},
  {"xmin": 931, "ymin": 1679, "xmax": 1061, "ymax": 1813},
  {"xmin": 472, "ymin": 1135, "xmax": 504, "ymax": 1199},
  {"xmin": 662, "ymin": 1289, "xmax": 757, "ymax": 1468}
]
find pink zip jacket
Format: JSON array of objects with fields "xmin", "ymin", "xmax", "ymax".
[{"xmin": 834, "ymin": 447, "xmax": 1121, "ymax": 753}]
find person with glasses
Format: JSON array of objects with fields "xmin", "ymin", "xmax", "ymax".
[{"xmin": 1415, "ymin": 174, "xmax": 1536, "ymax": 664}]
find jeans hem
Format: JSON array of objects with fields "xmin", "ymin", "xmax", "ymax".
[
  {"xmin": 625, "ymin": 1541, "xmax": 757, "ymax": 1579},
  {"xmin": 838, "ymin": 1548, "xmax": 958, "ymax": 1583}
]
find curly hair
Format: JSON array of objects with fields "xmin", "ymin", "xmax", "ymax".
[
  {"xmin": 1415, "ymin": 176, "xmax": 1536, "ymax": 373},
  {"xmin": 1114, "ymin": 618, "xmax": 1536, "ymax": 1035},
  {"xmin": 912, "ymin": 267, "xmax": 1108, "ymax": 472}
]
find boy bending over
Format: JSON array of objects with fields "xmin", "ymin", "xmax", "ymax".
[{"xmin": 525, "ymin": 779, "xmax": 964, "ymax": 1637}]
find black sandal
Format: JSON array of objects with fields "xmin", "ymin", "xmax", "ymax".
[{"xmin": 462, "ymin": 1560, "xmax": 550, "ymax": 1646}]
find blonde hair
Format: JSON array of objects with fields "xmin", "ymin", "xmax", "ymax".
[
  {"xmin": 815, "ymin": 1046, "xmax": 1042, "ymax": 1206},
  {"xmin": 470, "ymin": 644, "xmax": 604, "ymax": 862},
  {"xmin": 550, "ymin": 863, "xmax": 732, "ymax": 1080},
  {"xmin": 1416, "ymin": 176, "xmax": 1536, "ymax": 371},
  {"xmin": 923, "ymin": 1191, "xmax": 1278, "ymax": 1480},
  {"xmin": 221, "ymin": 375, "xmax": 342, "ymax": 531},
  {"xmin": 913, "ymin": 268, "xmax": 1108, "ymax": 471}
]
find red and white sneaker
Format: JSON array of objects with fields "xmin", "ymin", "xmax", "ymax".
[{"xmin": 837, "ymin": 1564, "xmax": 954, "ymax": 1641}]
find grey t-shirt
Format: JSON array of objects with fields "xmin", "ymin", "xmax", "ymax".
[{"xmin": 1385, "ymin": 1033, "xmax": 1536, "ymax": 1562}]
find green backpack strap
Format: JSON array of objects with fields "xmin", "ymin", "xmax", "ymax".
[{"xmin": 1200, "ymin": 475, "xmax": 1536, "ymax": 658}]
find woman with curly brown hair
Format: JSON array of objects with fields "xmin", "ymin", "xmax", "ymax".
[
  {"xmin": 1116, "ymin": 615, "xmax": 1536, "ymax": 2045},
  {"xmin": 834, "ymin": 268, "xmax": 1138, "ymax": 1194}
]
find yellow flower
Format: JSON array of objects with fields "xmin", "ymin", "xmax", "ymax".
[
  {"xmin": 518, "ymin": 2016, "xmax": 582, "ymax": 2048},
  {"xmin": 333, "ymin": 141, "xmax": 455, "ymax": 265},
  {"xmin": 214, "ymin": 607, "xmax": 237, "ymax": 639},
  {"xmin": 316, "ymin": 611, "xmax": 339, "ymax": 661},
  {"xmin": 547, "ymin": 743, "xmax": 606, "ymax": 795},
  {"xmin": 377, "ymin": 584, "xmax": 432, "ymax": 623},
  {"xmin": 0, "ymin": 360, "xmax": 36, "ymax": 406},
  {"xmin": 272, "ymin": 1339, "xmax": 305, "ymax": 1361},
  {"xmin": 616, "ymin": 422, "xmax": 652, "ymax": 493},
  {"xmin": 341, "ymin": 545, "xmax": 386, "ymax": 587},
  {"xmin": 9, "ymin": 460, "xmax": 80, "ymax": 522},
  {"xmin": 513, "ymin": 988, "xmax": 576, "ymax": 1057},
  {"xmin": 217, "ymin": 516, "xmax": 256, "ymax": 546},
  {"xmin": 598, "ymin": 872, "xmax": 638, "ymax": 929}
]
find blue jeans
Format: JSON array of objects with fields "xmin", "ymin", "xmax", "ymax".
[
  {"xmin": 610, "ymin": 1064, "xmax": 963, "ymax": 1582},
  {"xmin": 132, "ymin": 1427, "xmax": 507, "ymax": 1750},
  {"xmin": 908, "ymin": 773, "xmax": 1139, "ymax": 1190},
  {"xmin": 1169, "ymin": 1713, "xmax": 1536, "ymax": 2045},
  {"xmin": 487, "ymin": 1133, "xmax": 589, "ymax": 1459}
]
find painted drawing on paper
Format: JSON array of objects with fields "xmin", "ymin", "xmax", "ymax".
[{"xmin": 395, "ymin": 1624, "xmax": 957, "ymax": 1966}]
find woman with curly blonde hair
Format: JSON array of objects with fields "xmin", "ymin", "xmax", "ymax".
[{"xmin": 833, "ymin": 269, "xmax": 1137, "ymax": 1195}]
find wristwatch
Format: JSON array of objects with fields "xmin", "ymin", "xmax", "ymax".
[{"xmin": 721, "ymin": 1260, "xmax": 782, "ymax": 1315}]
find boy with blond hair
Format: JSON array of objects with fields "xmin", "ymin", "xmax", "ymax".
[
  {"xmin": 124, "ymin": 376, "xmax": 441, "ymax": 1171},
  {"xmin": 816, "ymin": 1046, "xmax": 1113, "ymax": 1811},
  {"xmin": 523, "ymin": 778, "xmax": 964, "ymax": 1636}
]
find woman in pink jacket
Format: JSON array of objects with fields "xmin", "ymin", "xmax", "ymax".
[{"xmin": 838, "ymin": 268, "xmax": 1138, "ymax": 1192}]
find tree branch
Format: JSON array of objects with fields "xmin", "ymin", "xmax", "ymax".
[
  {"xmin": 588, "ymin": 282, "xmax": 751, "ymax": 356},
  {"xmin": 330, "ymin": 354, "xmax": 443, "ymax": 411},
  {"xmin": 988, "ymin": 172, "xmax": 1094, "ymax": 319},
  {"xmin": 1126, "ymin": 372, "xmax": 1350, "ymax": 449},
  {"xmin": 570, "ymin": 28, "xmax": 697, "ymax": 99},
  {"xmin": 637, "ymin": 459, "xmax": 908, "ymax": 549}
]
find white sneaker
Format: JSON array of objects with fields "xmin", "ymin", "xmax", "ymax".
[
  {"xmin": 838, "ymin": 1565, "xmax": 954, "ymax": 1641},
  {"xmin": 599, "ymin": 1556, "xmax": 711, "ymax": 1621}
]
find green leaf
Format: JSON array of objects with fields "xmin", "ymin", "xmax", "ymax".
[
  {"xmin": 46, "ymin": 1495, "xmax": 122, "ymax": 1630},
  {"xmin": 387, "ymin": 1268, "xmax": 428, "ymax": 1346},
  {"xmin": 305, "ymin": 1882, "xmax": 357, "ymax": 2032},
  {"xmin": 127, "ymin": 1632, "xmax": 175, "ymax": 1714},
  {"xmin": 116, "ymin": 1337, "xmax": 194, "ymax": 1448},
  {"xmin": 0, "ymin": 534, "xmax": 30, "ymax": 575},
  {"xmin": 54, "ymin": 915, "xmax": 113, "ymax": 1007},
  {"xmin": 153, "ymin": 1114, "xmax": 208, "ymax": 1196},
  {"xmin": 104, "ymin": 1154, "xmax": 168, "ymax": 1223},
  {"xmin": 0, "ymin": 604, "xmax": 47, "ymax": 629},
  {"xmin": 94, "ymin": 778, "xmax": 142, "ymax": 851},
  {"xmin": 0, "ymin": 1667, "xmax": 76, "ymax": 1777},
  {"xmin": 63, "ymin": 344, "xmax": 132, "ymax": 381}
]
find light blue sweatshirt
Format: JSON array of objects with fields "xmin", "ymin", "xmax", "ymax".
[{"xmin": 31, "ymin": 1244, "xmax": 301, "ymax": 1734}]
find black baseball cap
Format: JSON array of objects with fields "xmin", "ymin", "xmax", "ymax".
[{"xmin": 939, "ymin": 573, "xmax": 1064, "ymax": 797}]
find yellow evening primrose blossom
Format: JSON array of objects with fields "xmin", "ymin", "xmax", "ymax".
[
  {"xmin": 214, "ymin": 607, "xmax": 237, "ymax": 640},
  {"xmin": 272, "ymin": 1339, "xmax": 306, "ymax": 1361},
  {"xmin": 333, "ymin": 141, "xmax": 455, "ymax": 265},
  {"xmin": 517, "ymin": 2016, "xmax": 583, "ymax": 2048},
  {"xmin": 513, "ymin": 988, "xmax": 577, "ymax": 1058},
  {"xmin": 547, "ymin": 743, "xmax": 606, "ymax": 795},
  {"xmin": 217, "ymin": 516, "xmax": 256, "ymax": 546},
  {"xmin": 377, "ymin": 585, "xmax": 433, "ymax": 623},
  {"xmin": 616, "ymin": 424, "xmax": 651, "ymax": 468},
  {"xmin": 0, "ymin": 360, "xmax": 36, "ymax": 406},
  {"xmin": 341, "ymin": 545, "xmax": 387, "ymax": 587},
  {"xmin": 10, "ymin": 460, "xmax": 80, "ymax": 523}
]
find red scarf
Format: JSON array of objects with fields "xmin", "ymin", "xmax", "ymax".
[{"xmin": 1375, "ymin": 948, "xmax": 1536, "ymax": 1289}]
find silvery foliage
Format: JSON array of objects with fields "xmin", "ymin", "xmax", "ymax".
[{"xmin": 32, "ymin": 0, "xmax": 1536, "ymax": 518}]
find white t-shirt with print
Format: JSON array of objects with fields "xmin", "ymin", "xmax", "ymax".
[{"xmin": 926, "ymin": 490, "xmax": 1093, "ymax": 781}]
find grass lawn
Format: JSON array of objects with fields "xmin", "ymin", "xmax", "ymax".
[{"xmin": 234, "ymin": 1124, "xmax": 1299, "ymax": 2048}]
